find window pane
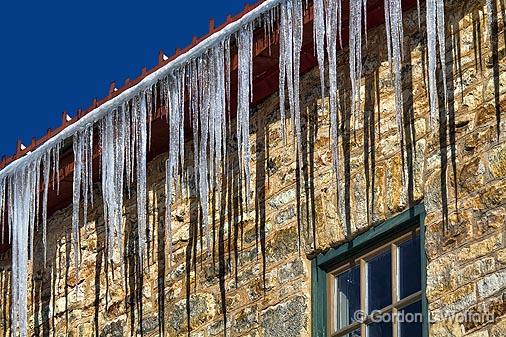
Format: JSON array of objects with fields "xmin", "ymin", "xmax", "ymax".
[
  {"xmin": 367, "ymin": 250, "xmax": 392, "ymax": 313},
  {"xmin": 398, "ymin": 234, "xmax": 421, "ymax": 299},
  {"xmin": 335, "ymin": 266, "xmax": 361, "ymax": 329},
  {"xmin": 367, "ymin": 321, "xmax": 392, "ymax": 337},
  {"xmin": 398, "ymin": 301, "xmax": 423, "ymax": 337}
]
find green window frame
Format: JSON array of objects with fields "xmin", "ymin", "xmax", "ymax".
[{"xmin": 311, "ymin": 204, "xmax": 428, "ymax": 337}]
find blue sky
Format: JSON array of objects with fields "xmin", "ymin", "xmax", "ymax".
[{"xmin": 0, "ymin": 0, "xmax": 245, "ymax": 157}]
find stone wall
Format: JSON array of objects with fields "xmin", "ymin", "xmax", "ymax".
[{"xmin": 1, "ymin": 0, "xmax": 506, "ymax": 336}]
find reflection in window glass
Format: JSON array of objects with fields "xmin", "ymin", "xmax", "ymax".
[
  {"xmin": 367, "ymin": 250, "xmax": 392, "ymax": 313},
  {"xmin": 398, "ymin": 301, "xmax": 423, "ymax": 337},
  {"xmin": 398, "ymin": 235, "xmax": 421, "ymax": 299},
  {"xmin": 336, "ymin": 266, "xmax": 361, "ymax": 329}
]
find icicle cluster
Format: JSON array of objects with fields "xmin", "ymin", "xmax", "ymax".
[
  {"xmin": 426, "ymin": 0, "xmax": 448, "ymax": 124},
  {"xmin": 135, "ymin": 94, "xmax": 148, "ymax": 267},
  {"xmin": 0, "ymin": 140, "xmax": 62, "ymax": 337},
  {"xmin": 71, "ymin": 126, "xmax": 93, "ymax": 292},
  {"xmin": 0, "ymin": 2, "xmax": 270, "ymax": 335},
  {"xmin": 165, "ymin": 68, "xmax": 186, "ymax": 266},
  {"xmin": 9, "ymin": 165, "xmax": 37, "ymax": 337},
  {"xmin": 0, "ymin": 140, "xmax": 61, "ymax": 337},
  {"xmin": 0, "ymin": 0, "xmax": 456, "ymax": 335},
  {"xmin": 279, "ymin": 0, "xmax": 304, "ymax": 168}
]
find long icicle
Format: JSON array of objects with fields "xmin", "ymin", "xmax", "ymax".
[
  {"xmin": 238, "ymin": 23, "xmax": 254, "ymax": 210},
  {"xmin": 385, "ymin": 0, "xmax": 405, "ymax": 143},
  {"xmin": 41, "ymin": 152, "xmax": 51, "ymax": 266},
  {"xmin": 426, "ymin": 0, "xmax": 439, "ymax": 124},
  {"xmin": 436, "ymin": 0, "xmax": 448, "ymax": 116},
  {"xmin": 72, "ymin": 130, "xmax": 84, "ymax": 294},
  {"xmin": 136, "ymin": 93, "xmax": 148, "ymax": 269},
  {"xmin": 314, "ymin": 0, "xmax": 326, "ymax": 104},
  {"xmin": 198, "ymin": 55, "xmax": 211, "ymax": 255},
  {"xmin": 325, "ymin": 0, "xmax": 341, "ymax": 185},
  {"xmin": 349, "ymin": 0, "xmax": 363, "ymax": 125}
]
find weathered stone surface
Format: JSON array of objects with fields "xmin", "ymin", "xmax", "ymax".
[
  {"xmin": 477, "ymin": 270, "xmax": 506, "ymax": 299},
  {"xmin": 454, "ymin": 257, "xmax": 496, "ymax": 288},
  {"xmin": 490, "ymin": 318, "xmax": 506, "ymax": 337},
  {"xmin": 261, "ymin": 296, "xmax": 307, "ymax": 337},
  {"xmin": 233, "ymin": 306, "xmax": 258, "ymax": 335},
  {"xmin": 100, "ymin": 320, "xmax": 125, "ymax": 337},
  {"xmin": 488, "ymin": 142, "xmax": 506, "ymax": 179},
  {"xmin": 265, "ymin": 227, "xmax": 299, "ymax": 265},
  {"xmin": 439, "ymin": 284, "xmax": 477, "ymax": 317},
  {"xmin": 167, "ymin": 293, "xmax": 217, "ymax": 336},
  {"xmin": 457, "ymin": 235, "xmax": 503, "ymax": 262},
  {"xmin": 427, "ymin": 253, "xmax": 458, "ymax": 301}
]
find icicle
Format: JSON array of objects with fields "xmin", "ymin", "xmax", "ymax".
[
  {"xmin": 363, "ymin": 0, "xmax": 368, "ymax": 44},
  {"xmin": 81, "ymin": 127, "xmax": 93, "ymax": 230},
  {"xmin": 279, "ymin": 0, "xmax": 304, "ymax": 169},
  {"xmin": 337, "ymin": 0, "xmax": 343, "ymax": 48},
  {"xmin": 9, "ymin": 161, "xmax": 40, "ymax": 337},
  {"xmin": 238, "ymin": 23, "xmax": 254, "ymax": 210},
  {"xmin": 349, "ymin": 0, "xmax": 364, "ymax": 124},
  {"xmin": 51, "ymin": 140, "xmax": 62, "ymax": 194},
  {"xmin": 486, "ymin": 0, "xmax": 494, "ymax": 39},
  {"xmin": 436, "ymin": 0, "xmax": 447, "ymax": 114},
  {"xmin": 147, "ymin": 87, "xmax": 153, "ymax": 151},
  {"xmin": 178, "ymin": 68, "xmax": 186, "ymax": 192},
  {"xmin": 384, "ymin": 0, "xmax": 405, "ymax": 141},
  {"xmin": 190, "ymin": 59, "xmax": 200, "ymax": 199},
  {"xmin": 101, "ymin": 109, "xmax": 126, "ymax": 271},
  {"xmin": 314, "ymin": 0, "xmax": 326, "ymax": 106},
  {"xmin": 426, "ymin": 0, "xmax": 447, "ymax": 124},
  {"xmin": 71, "ymin": 126, "xmax": 94, "ymax": 293},
  {"xmin": 279, "ymin": 4, "xmax": 288, "ymax": 143},
  {"xmin": 42, "ymin": 151, "xmax": 51, "ymax": 266},
  {"xmin": 124, "ymin": 102, "xmax": 133, "ymax": 197},
  {"xmin": 325, "ymin": 0, "xmax": 341, "ymax": 183},
  {"xmin": 72, "ymin": 130, "xmax": 84, "ymax": 291},
  {"xmin": 209, "ymin": 42, "xmax": 227, "ymax": 204},
  {"xmin": 385, "ymin": 0, "xmax": 408, "ymax": 199},
  {"xmin": 198, "ymin": 55, "xmax": 211, "ymax": 255},
  {"xmin": 87, "ymin": 127, "xmax": 94, "ymax": 208},
  {"xmin": 166, "ymin": 68, "xmax": 186, "ymax": 266},
  {"xmin": 136, "ymin": 93, "xmax": 148, "ymax": 269},
  {"xmin": 292, "ymin": 0, "xmax": 304, "ymax": 170}
]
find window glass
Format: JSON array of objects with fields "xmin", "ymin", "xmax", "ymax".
[
  {"xmin": 398, "ymin": 301, "xmax": 423, "ymax": 337},
  {"xmin": 367, "ymin": 321, "xmax": 392, "ymax": 337},
  {"xmin": 398, "ymin": 234, "xmax": 421, "ymax": 299},
  {"xmin": 367, "ymin": 250, "xmax": 392, "ymax": 313},
  {"xmin": 336, "ymin": 265, "xmax": 361, "ymax": 329}
]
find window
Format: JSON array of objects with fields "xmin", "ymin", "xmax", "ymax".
[{"xmin": 312, "ymin": 205, "xmax": 427, "ymax": 337}]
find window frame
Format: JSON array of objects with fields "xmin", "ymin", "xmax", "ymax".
[{"xmin": 311, "ymin": 204, "xmax": 427, "ymax": 337}]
